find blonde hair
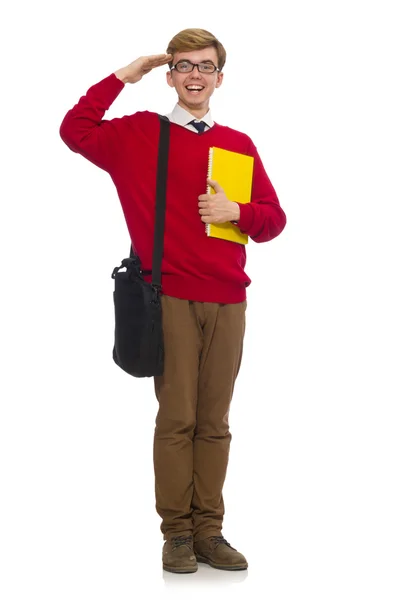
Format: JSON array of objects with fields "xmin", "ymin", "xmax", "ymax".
[{"xmin": 166, "ymin": 28, "xmax": 226, "ymax": 71}]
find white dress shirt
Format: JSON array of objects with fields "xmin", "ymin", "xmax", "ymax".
[{"xmin": 166, "ymin": 104, "xmax": 214, "ymax": 133}]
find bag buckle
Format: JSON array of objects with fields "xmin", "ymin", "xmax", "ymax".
[
  {"xmin": 151, "ymin": 283, "xmax": 162, "ymax": 302},
  {"xmin": 111, "ymin": 256, "xmax": 143, "ymax": 279},
  {"xmin": 111, "ymin": 265, "xmax": 120, "ymax": 279}
]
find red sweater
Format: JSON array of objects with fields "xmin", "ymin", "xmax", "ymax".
[{"xmin": 60, "ymin": 74, "xmax": 286, "ymax": 303}]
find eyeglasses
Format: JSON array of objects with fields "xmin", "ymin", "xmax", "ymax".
[{"xmin": 170, "ymin": 60, "xmax": 220, "ymax": 74}]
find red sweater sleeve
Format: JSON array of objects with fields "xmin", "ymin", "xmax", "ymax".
[
  {"xmin": 59, "ymin": 73, "xmax": 126, "ymax": 172},
  {"xmin": 237, "ymin": 139, "xmax": 287, "ymax": 243}
]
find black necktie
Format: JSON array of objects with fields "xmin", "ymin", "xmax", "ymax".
[{"xmin": 189, "ymin": 120, "xmax": 206, "ymax": 134}]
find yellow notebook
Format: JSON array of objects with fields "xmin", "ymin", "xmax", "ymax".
[{"xmin": 206, "ymin": 146, "xmax": 254, "ymax": 244}]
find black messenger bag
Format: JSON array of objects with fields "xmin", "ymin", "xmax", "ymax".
[{"xmin": 111, "ymin": 115, "xmax": 170, "ymax": 377}]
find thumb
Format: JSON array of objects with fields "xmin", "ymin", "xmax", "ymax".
[{"xmin": 207, "ymin": 178, "xmax": 224, "ymax": 194}]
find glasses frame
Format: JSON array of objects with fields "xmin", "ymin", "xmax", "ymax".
[{"xmin": 170, "ymin": 60, "xmax": 220, "ymax": 74}]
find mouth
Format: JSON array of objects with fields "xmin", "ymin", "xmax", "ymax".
[{"xmin": 185, "ymin": 85, "xmax": 205, "ymax": 95}]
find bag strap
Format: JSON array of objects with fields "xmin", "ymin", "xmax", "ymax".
[{"xmin": 129, "ymin": 115, "xmax": 170, "ymax": 288}]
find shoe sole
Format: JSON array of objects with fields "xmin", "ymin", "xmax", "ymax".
[
  {"xmin": 195, "ymin": 554, "xmax": 248, "ymax": 571},
  {"xmin": 163, "ymin": 564, "xmax": 198, "ymax": 574}
]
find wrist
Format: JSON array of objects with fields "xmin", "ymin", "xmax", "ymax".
[
  {"xmin": 114, "ymin": 67, "xmax": 129, "ymax": 83},
  {"xmin": 231, "ymin": 202, "xmax": 240, "ymax": 224}
]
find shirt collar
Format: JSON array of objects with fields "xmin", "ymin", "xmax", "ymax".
[{"xmin": 167, "ymin": 103, "xmax": 214, "ymax": 128}]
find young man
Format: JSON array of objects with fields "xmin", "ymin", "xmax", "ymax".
[{"xmin": 60, "ymin": 28, "xmax": 286, "ymax": 574}]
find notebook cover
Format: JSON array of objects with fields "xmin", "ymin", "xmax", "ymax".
[{"xmin": 206, "ymin": 146, "xmax": 254, "ymax": 245}]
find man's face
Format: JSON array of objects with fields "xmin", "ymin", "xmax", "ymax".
[{"xmin": 166, "ymin": 47, "xmax": 223, "ymax": 113}]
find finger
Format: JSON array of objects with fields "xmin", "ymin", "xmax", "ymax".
[
  {"xmin": 146, "ymin": 60, "xmax": 171, "ymax": 70},
  {"xmin": 146, "ymin": 53, "xmax": 172, "ymax": 61},
  {"xmin": 153, "ymin": 56, "xmax": 173, "ymax": 66},
  {"xmin": 146, "ymin": 54, "xmax": 172, "ymax": 66},
  {"xmin": 207, "ymin": 178, "xmax": 223, "ymax": 193}
]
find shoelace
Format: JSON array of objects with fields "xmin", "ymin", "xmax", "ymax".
[
  {"xmin": 209, "ymin": 535, "xmax": 235, "ymax": 550},
  {"xmin": 171, "ymin": 535, "xmax": 193, "ymax": 550}
]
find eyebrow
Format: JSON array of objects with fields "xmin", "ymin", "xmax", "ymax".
[{"xmin": 177, "ymin": 59, "xmax": 216, "ymax": 64}]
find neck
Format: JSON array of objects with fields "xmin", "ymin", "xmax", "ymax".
[{"xmin": 177, "ymin": 100, "xmax": 209, "ymax": 120}]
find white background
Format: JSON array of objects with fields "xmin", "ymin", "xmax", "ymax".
[{"xmin": 1, "ymin": 0, "xmax": 396, "ymax": 598}]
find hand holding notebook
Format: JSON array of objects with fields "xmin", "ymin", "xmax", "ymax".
[{"xmin": 198, "ymin": 178, "xmax": 240, "ymax": 223}]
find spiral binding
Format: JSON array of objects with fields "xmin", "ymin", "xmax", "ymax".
[{"xmin": 206, "ymin": 147, "xmax": 214, "ymax": 236}]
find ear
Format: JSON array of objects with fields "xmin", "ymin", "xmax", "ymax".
[
  {"xmin": 166, "ymin": 71, "xmax": 175, "ymax": 88},
  {"xmin": 215, "ymin": 71, "xmax": 224, "ymax": 89}
]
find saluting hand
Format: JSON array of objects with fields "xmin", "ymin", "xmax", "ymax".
[
  {"xmin": 114, "ymin": 54, "xmax": 173, "ymax": 84},
  {"xmin": 198, "ymin": 179, "xmax": 240, "ymax": 224}
]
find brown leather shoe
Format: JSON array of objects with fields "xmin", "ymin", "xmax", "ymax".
[
  {"xmin": 194, "ymin": 536, "xmax": 248, "ymax": 570},
  {"xmin": 162, "ymin": 535, "xmax": 198, "ymax": 574}
]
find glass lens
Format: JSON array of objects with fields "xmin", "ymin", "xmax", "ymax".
[
  {"xmin": 175, "ymin": 61, "xmax": 193, "ymax": 72},
  {"xmin": 198, "ymin": 63, "xmax": 216, "ymax": 73}
]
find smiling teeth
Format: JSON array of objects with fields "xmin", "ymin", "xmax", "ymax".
[{"xmin": 187, "ymin": 86, "xmax": 204, "ymax": 90}]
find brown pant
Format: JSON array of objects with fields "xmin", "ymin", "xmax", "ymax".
[{"xmin": 153, "ymin": 295, "xmax": 247, "ymax": 542}]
